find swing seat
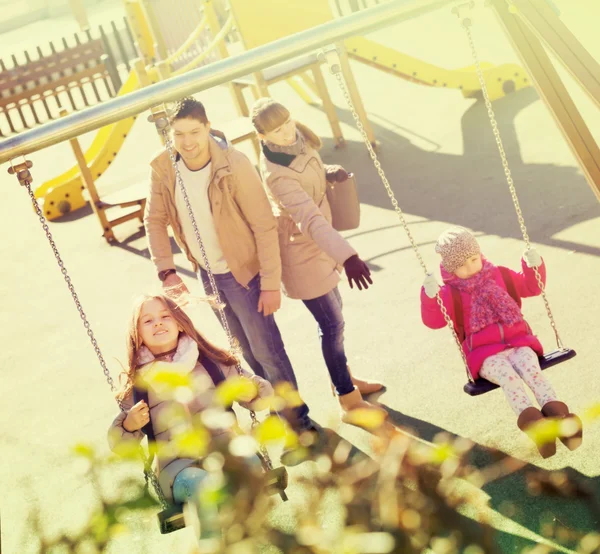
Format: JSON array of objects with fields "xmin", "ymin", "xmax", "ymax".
[
  {"xmin": 464, "ymin": 348, "xmax": 577, "ymax": 396},
  {"xmin": 156, "ymin": 466, "xmax": 289, "ymax": 533},
  {"xmin": 264, "ymin": 466, "xmax": 289, "ymax": 498},
  {"xmin": 158, "ymin": 503, "xmax": 186, "ymax": 534}
]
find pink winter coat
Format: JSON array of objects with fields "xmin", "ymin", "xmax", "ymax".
[{"xmin": 421, "ymin": 258, "xmax": 546, "ymax": 379}]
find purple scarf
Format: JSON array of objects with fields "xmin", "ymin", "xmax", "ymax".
[{"xmin": 447, "ymin": 260, "xmax": 523, "ymax": 334}]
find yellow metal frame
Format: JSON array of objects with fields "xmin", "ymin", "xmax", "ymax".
[{"xmin": 491, "ymin": 0, "xmax": 600, "ymax": 202}]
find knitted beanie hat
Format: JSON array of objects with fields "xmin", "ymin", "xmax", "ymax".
[{"xmin": 435, "ymin": 227, "xmax": 481, "ymax": 273}]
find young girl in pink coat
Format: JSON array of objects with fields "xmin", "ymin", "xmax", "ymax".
[{"xmin": 421, "ymin": 227, "xmax": 582, "ymax": 458}]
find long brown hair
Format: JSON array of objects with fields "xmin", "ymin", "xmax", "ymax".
[
  {"xmin": 251, "ymin": 97, "xmax": 322, "ymax": 150},
  {"xmin": 117, "ymin": 294, "xmax": 237, "ymax": 401}
]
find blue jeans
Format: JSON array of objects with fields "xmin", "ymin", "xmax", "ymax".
[
  {"xmin": 173, "ymin": 455, "xmax": 263, "ymax": 538},
  {"xmin": 302, "ymin": 287, "xmax": 354, "ymax": 396},
  {"xmin": 172, "ymin": 467, "xmax": 220, "ymax": 539},
  {"xmin": 199, "ymin": 269, "xmax": 311, "ymax": 430}
]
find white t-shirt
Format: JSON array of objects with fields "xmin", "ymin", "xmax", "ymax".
[{"xmin": 174, "ymin": 159, "xmax": 229, "ymax": 274}]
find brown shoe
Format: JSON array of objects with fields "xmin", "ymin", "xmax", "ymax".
[
  {"xmin": 517, "ymin": 407, "xmax": 556, "ymax": 458},
  {"xmin": 541, "ymin": 401, "xmax": 583, "ymax": 451},
  {"xmin": 330, "ymin": 367, "xmax": 386, "ymax": 397},
  {"xmin": 339, "ymin": 387, "xmax": 388, "ymax": 430}
]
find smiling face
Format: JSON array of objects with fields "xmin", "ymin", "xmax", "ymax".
[
  {"xmin": 259, "ymin": 117, "xmax": 297, "ymax": 147},
  {"xmin": 171, "ymin": 117, "xmax": 211, "ymax": 168},
  {"xmin": 137, "ymin": 298, "xmax": 181, "ymax": 355},
  {"xmin": 454, "ymin": 253, "xmax": 483, "ymax": 280}
]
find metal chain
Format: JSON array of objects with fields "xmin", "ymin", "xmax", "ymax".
[
  {"xmin": 18, "ymin": 173, "xmax": 169, "ymax": 509},
  {"xmin": 161, "ymin": 129, "xmax": 273, "ymax": 470},
  {"xmin": 21, "ymin": 180, "xmax": 123, "ymax": 403},
  {"xmin": 142, "ymin": 448, "xmax": 169, "ymax": 509},
  {"xmin": 459, "ymin": 17, "xmax": 564, "ymax": 350},
  {"xmin": 322, "ymin": 49, "xmax": 473, "ymax": 382}
]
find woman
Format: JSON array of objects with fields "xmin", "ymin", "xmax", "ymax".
[{"xmin": 250, "ymin": 97, "xmax": 386, "ymax": 428}]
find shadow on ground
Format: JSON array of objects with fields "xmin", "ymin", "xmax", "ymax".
[
  {"xmin": 323, "ymin": 88, "xmax": 600, "ymax": 257},
  {"xmin": 381, "ymin": 402, "xmax": 600, "ymax": 553}
]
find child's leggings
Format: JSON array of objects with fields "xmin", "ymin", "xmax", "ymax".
[{"xmin": 479, "ymin": 347, "xmax": 558, "ymax": 416}]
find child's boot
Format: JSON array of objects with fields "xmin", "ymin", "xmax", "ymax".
[
  {"xmin": 517, "ymin": 406, "xmax": 556, "ymax": 458},
  {"xmin": 339, "ymin": 387, "xmax": 388, "ymax": 430},
  {"xmin": 541, "ymin": 401, "xmax": 583, "ymax": 451}
]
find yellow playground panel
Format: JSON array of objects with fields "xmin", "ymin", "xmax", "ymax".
[
  {"xmin": 227, "ymin": 0, "xmax": 376, "ymax": 147},
  {"xmin": 227, "ymin": 0, "xmax": 333, "ymax": 50}
]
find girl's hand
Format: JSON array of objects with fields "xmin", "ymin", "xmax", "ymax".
[
  {"xmin": 523, "ymin": 248, "xmax": 542, "ymax": 268},
  {"xmin": 123, "ymin": 400, "xmax": 150, "ymax": 432},
  {"xmin": 423, "ymin": 273, "xmax": 441, "ymax": 298}
]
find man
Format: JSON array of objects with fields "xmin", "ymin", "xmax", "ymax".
[{"xmin": 144, "ymin": 97, "xmax": 313, "ymax": 434}]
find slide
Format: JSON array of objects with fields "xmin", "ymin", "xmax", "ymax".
[
  {"xmin": 36, "ymin": 70, "xmax": 139, "ymax": 221},
  {"xmin": 345, "ymin": 36, "xmax": 531, "ymax": 102}
]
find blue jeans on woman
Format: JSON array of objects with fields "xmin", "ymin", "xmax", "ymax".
[
  {"xmin": 302, "ymin": 287, "xmax": 354, "ymax": 396},
  {"xmin": 199, "ymin": 268, "xmax": 312, "ymax": 430}
]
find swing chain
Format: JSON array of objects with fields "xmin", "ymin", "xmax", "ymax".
[
  {"xmin": 143, "ymin": 449, "xmax": 169, "ymax": 509},
  {"xmin": 458, "ymin": 16, "xmax": 564, "ymax": 350},
  {"xmin": 161, "ymin": 127, "xmax": 273, "ymax": 470},
  {"xmin": 322, "ymin": 48, "xmax": 474, "ymax": 382},
  {"xmin": 19, "ymin": 178, "xmax": 125, "ymax": 401},
  {"xmin": 14, "ymin": 171, "xmax": 170, "ymax": 509}
]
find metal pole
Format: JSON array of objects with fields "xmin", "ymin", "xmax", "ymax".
[{"xmin": 0, "ymin": 0, "xmax": 453, "ymax": 164}]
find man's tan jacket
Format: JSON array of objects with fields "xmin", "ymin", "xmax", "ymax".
[{"xmin": 144, "ymin": 131, "xmax": 281, "ymax": 290}]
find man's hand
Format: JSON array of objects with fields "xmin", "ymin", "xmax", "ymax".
[
  {"xmin": 258, "ymin": 290, "xmax": 281, "ymax": 316},
  {"xmin": 162, "ymin": 272, "xmax": 190, "ymax": 300}
]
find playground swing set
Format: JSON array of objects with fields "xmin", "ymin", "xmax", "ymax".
[
  {"xmin": 33, "ymin": 0, "xmax": 543, "ymax": 241},
  {"xmin": 3, "ymin": 0, "xmax": 600, "ymax": 537}
]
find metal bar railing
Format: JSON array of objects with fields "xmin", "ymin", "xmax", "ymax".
[{"xmin": 0, "ymin": 0, "xmax": 453, "ymax": 164}]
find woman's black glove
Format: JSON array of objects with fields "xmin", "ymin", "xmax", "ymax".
[
  {"xmin": 343, "ymin": 255, "xmax": 373, "ymax": 290},
  {"xmin": 325, "ymin": 165, "xmax": 349, "ymax": 183}
]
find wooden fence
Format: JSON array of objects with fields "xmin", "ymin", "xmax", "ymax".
[{"xmin": 0, "ymin": 18, "xmax": 138, "ymax": 136}]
